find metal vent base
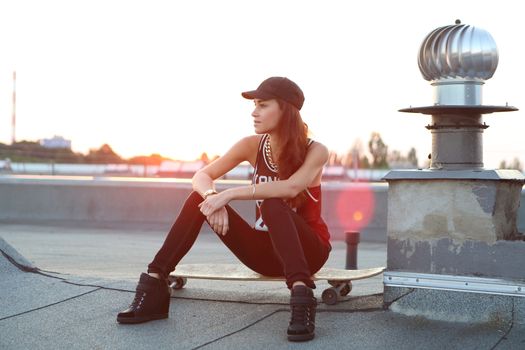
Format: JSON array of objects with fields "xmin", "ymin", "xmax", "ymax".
[{"xmin": 384, "ymin": 271, "xmax": 525, "ymax": 297}]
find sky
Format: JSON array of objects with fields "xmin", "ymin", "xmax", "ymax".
[{"xmin": 0, "ymin": 0, "xmax": 523, "ymax": 168}]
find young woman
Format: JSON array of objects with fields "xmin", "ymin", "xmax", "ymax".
[{"xmin": 117, "ymin": 77, "xmax": 331, "ymax": 342}]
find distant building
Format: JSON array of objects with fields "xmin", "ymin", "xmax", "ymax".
[
  {"xmin": 0, "ymin": 158, "xmax": 12, "ymax": 172},
  {"xmin": 40, "ymin": 135, "xmax": 72, "ymax": 149}
]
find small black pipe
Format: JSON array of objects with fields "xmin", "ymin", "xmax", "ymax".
[{"xmin": 345, "ymin": 231, "xmax": 360, "ymax": 270}]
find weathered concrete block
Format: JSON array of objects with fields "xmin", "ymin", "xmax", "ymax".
[
  {"xmin": 388, "ymin": 179, "xmax": 522, "ymax": 243},
  {"xmin": 386, "ymin": 172, "xmax": 525, "ymax": 279},
  {"xmin": 384, "ymin": 170, "xmax": 525, "ymax": 323}
]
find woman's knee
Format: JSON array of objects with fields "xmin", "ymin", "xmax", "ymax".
[
  {"xmin": 260, "ymin": 198, "xmax": 287, "ymax": 218},
  {"xmin": 181, "ymin": 191, "xmax": 204, "ymax": 211},
  {"xmin": 188, "ymin": 191, "xmax": 204, "ymax": 202}
]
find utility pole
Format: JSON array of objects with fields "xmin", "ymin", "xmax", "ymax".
[{"xmin": 11, "ymin": 70, "xmax": 16, "ymax": 145}]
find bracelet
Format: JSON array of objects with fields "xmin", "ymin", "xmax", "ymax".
[
  {"xmin": 203, "ymin": 189, "xmax": 217, "ymax": 199},
  {"xmin": 251, "ymin": 184, "xmax": 256, "ymax": 199}
]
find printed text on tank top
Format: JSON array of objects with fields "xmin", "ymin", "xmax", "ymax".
[{"xmin": 252, "ymin": 134, "xmax": 318, "ymax": 231}]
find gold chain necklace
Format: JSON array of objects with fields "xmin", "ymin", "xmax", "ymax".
[{"xmin": 264, "ymin": 135, "xmax": 278, "ymax": 172}]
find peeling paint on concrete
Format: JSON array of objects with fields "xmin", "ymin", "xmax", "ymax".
[
  {"xmin": 451, "ymin": 213, "xmax": 495, "ymax": 242},
  {"xmin": 388, "ymin": 237, "xmax": 525, "ymax": 280},
  {"xmin": 472, "ymin": 184, "xmax": 496, "ymax": 214},
  {"xmin": 422, "ymin": 214, "xmax": 448, "ymax": 236}
]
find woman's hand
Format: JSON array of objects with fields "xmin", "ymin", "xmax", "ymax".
[
  {"xmin": 198, "ymin": 191, "xmax": 231, "ymax": 216},
  {"xmin": 205, "ymin": 206, "xmax": 229, "ymax": 236},
  {"xmin": 198, "ymin": 192, "xmax": 231, "ymax": 236}
]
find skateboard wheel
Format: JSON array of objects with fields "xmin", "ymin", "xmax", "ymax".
[
  {"xmin": 321, "ymin": 287, "xmax": 339, "ymax": 305},
  {"xmin": 170, "ymin": 277, "xmax": 187, "ymax": 290},
  {"xmin": 340, "ymin": 282, "xmax": 352, "ymax": 296}
]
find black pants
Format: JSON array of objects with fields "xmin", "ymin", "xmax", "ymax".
[{"xmin": 148, "ymin": 191, "xmax": 331, "ymax": 288}]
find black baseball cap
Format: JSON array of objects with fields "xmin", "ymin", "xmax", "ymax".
[{"xmin": 242, "ymin": 77, "xmax": 305, "ymax": 110}]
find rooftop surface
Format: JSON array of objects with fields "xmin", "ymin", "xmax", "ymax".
[{"xmin": 1, "ymin": 223, "xmax": 523, "ymax": 349}]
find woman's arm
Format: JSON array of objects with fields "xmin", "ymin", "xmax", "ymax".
[
  {"xmin": 192, "ymin": 135, "xmax": 259, "ymax": 198},
  {"xmin": 199, "ymin": 142, "xmax": 329, "ymax": 215},
  {"xmin": 235, "ymin": 141, "xmax": 328, "ymax": 199}
]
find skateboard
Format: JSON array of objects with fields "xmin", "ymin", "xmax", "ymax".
[{"xmin": 168, "ymin": 264, "xmax": 385, "ymax": 305}]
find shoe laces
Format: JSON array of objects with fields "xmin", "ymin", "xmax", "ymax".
[
  {"xmin": 290, "ymin": 304, "xmax": 312, "ymax": 326},
  {"xmin": 130, "ymin": 291, "xmax": 147, "ymax": 310}
]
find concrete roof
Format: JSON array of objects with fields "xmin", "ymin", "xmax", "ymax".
[{"xmin": 0, "ymin": 225, "xmax": 523, "ymax": 349}]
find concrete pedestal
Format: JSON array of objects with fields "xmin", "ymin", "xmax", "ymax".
[{"xmin": 383, "ymin": 169, "xmax": 525, "ymax": 323}]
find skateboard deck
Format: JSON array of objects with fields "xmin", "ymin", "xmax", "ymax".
[{"xmin": 168, "ymin": 264, "xmax": 385, "ymax": 305}]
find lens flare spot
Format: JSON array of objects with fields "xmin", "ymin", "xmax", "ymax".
[{"xmin": 335, "ymin": 183, "xmax": 376, "ymax": 232}]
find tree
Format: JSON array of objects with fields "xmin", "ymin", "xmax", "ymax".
[
  {"xmin": 85, "ymin": 144, "xmax": 123, "ymax": 164},
  {"xmin": 407, "ymin": 147, "xmax": 418, "ymax": 167},
  {"xmin": 347, "ymin": 139, "xmax": 362, "ymax": 168},
  {"xmin": 200, "ymin": 152, "xmax": 210, "ymax": 164},
  {"xmin": 341, "ymin": 150, "xmax": 353, "ymax": 168},
  {"xmin": 328, "ymin": 150, "xmax": 342, "ymax": 166},
  {"xmin": 499, "ymin": 157, "xmax": 523, "ymax": 171},
  {"xmin": 360, "ymin": 155, "xmax": 371, "ymax": 169},
  {"xmin": 388, "ymin": 150, "xmax": 402, "ymax": 163},
  {"xmin": 387, "ymin": 147, "xmax": 419, "ymax": 169},
  {"xmin": 339, "ymin": 139, "xmax": 371, "ymax": 169},
  {"xmin": 368, "ymin": 132, "xmax": 388, "ymax": 169},
  {"xmin": 0, "ymin": 140, "xmax": 83, "ymax": 163},
  {"xmin": 128, "ymin": 153, "xmax": 166, "ymax": 166}
]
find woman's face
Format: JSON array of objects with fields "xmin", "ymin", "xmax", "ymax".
[{"xmin": 252, "ymin": 99, "xmax": 282, "ymax": 134}]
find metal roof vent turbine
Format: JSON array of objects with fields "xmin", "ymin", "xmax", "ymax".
[{"xmin": 400, "ymin": 20, "xmax": 517, "ymax": 170}]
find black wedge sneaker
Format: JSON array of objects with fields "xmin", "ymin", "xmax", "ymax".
[
  {"xmin": 117, "ymin": 273, "xmax": 171, "ymax": 324},
  {"xmin": 287, "ymin": 285, "xmax": 317, "ymax": 341}
]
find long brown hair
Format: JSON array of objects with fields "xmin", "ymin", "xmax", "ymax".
[{"xmin": 274, "ymin": 99, "xmax": 309, "ymax": 208}]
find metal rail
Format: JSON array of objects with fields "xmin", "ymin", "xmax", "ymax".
[{"xmin": 384, "ymin": 271, "xmax": 525, "ymax": 297}]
